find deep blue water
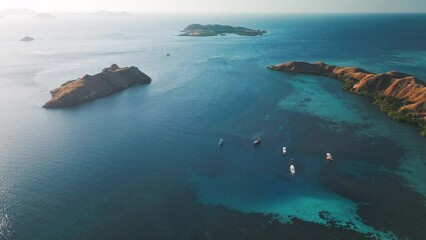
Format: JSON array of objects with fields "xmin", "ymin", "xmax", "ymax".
[{"xmin": 0, "ymin": 13, "xmax": 425, "ymax": 240}]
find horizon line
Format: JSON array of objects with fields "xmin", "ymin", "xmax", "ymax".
[{"xmin": 1, "ymin": 9, "xmax": 426, "ymax": 14}]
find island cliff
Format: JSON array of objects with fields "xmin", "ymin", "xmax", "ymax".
[
  {"xmin": 43, "ymin": 64, "xmax": 151, "ymax": 108},
  {"xmin": 179, "ymin": 24, "xmax": 266, "ymax": 37},
  {"xmin": 268, "ymin": 61, "xmax": 426, "ymax": 136}
]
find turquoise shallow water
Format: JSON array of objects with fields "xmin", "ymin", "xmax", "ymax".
[{"xmin": 0, "ymin": 13, "xmax": 425, "ymax": 240}]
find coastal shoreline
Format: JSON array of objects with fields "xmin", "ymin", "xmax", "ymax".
[{"xmin": 268, "ymin": 61, "xmax": 426, "ymax": 136}]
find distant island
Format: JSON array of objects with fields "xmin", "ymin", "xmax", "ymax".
[
  {"xmin": 268, "ymin": 61, "xmax": 426, "ymax": 136},
  {"xmin": 21, "ymin": 36, "xmax": 34, "ymax": 42},
  {"xmin": 179, "ymin": 24, "xmax": 266, "ymax": 37},
  {"xmin": 43, "ymin": 64, "xmax": 151, "ymax": 108},
  {"xmin": 94, "ymin": 11, "xmax": 131, "ymax": 16},
  {"xmin": 0, "ymin": 8, "xmax": 37, "ymax": 16},
  {"xmin": 34, "ymin": 12, "xmax": 55, "ymax": 19}
]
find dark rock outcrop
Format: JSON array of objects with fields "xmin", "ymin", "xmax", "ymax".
[
  {"xmin": 43, "ymin": 64, "xmax": 151, "ymax": 108},
  {"xmin": 268, "ymin": 61, "xmax": 426, "ymax": 136},
  {"xmin": 20, "ymin": 36, "xmax": 34, "ymax": 41},
  {"xmin": 179, "ymin": 24, "xmax": 266, "ymax": 37}
]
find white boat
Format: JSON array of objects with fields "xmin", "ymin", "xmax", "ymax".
[
  {"xmin": 326, "ymin": 153, "xmax": 333, "ymax": 161},
  {"xmin": 253, "ymin": 138, "xmax": 261, "ymax": 145},
  {"xmin": 219, "ymin": 138, "xmax": 224, "ymax": 147},
  {"xmin": 282, "ymin": 147, "xmax": 287, "ymax": 155},
  {"xmin": 289, "ymin": 160, "xmax": 296, "ymax": 175}
]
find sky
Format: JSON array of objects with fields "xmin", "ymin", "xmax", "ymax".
[{"xmin": 0, "ymin": 0, "xmax": 425, "ymax": 13}]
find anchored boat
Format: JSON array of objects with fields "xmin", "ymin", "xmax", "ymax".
[
  {"xmin": 289, "ymin": 159, "xmax": 295, "ymax": 175},
  {"xmin": 253, "ymin": 138, "xmax": 261, "ymax": 145},
  {"xmin": 326, "ymin": 153, "xmax": 333, "ymax": 161},
  {"xmin": 282, "ymin": 147, "xmax": 287, "ymax": 155}
]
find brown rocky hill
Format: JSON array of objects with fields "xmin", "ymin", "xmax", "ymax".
[
  {"xmin": 43, "ymin": 64, "xmax": 151, "ymax": 108},
  {"xmin": 268, "ymin": 61, "xmax": 426, "ymax": 136}
]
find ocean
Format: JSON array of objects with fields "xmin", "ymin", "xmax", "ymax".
[{"xmin": 0, "ymin": 13, "xmax": 425, "ymax": 240}]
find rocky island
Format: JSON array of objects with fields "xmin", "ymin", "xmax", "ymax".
[
  {"xmin": 268, "ymin": 61, "xmax": 426, "ymax": 136},
  {"xmin": 43, "ymin": 64, "xmax": 151, "ymax": 108},
  {"xmin": 179, "ymin": 24, "xmax": 266, "ymax": 37}
]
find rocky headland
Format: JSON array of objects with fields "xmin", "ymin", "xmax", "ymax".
[
  {"xmin": 268, "ymin": 61, "xmax": 426, "ymax": 136},
  {"xmin": 179, "ymin": 24, "xmax": 266, "ymax": 37},
  {"xmin": 43, "ymin": 64, "xmax": 151, "ymax": 108}
]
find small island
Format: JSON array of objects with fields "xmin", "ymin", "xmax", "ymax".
[
  {"xmin": 268, "ymin": 61, "xmax": 426, "ymax": 136},
  {"xmin": 179, "ymin": 24, "xmax": 266, "ymax": 37},
  {"xmin": 43, "ymin": 64, "xmax": 151, "ymax": 108},
  {"xmin": 21, "ymin": 36, "xmax": 34, "ymax": 42}
]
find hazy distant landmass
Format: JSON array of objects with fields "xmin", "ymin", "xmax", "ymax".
[
  {"xmin": 43, "ymin": 64, "xmax": 151, "ymax": 108},
  {"xmin": 94, "ymin": 11, "xmax": 131, "ymax": 16},
  {"xmin": 179, "ymin": 24, "xmax": 267, "ymax": 37},
  {"xmin": 34, "ymin": 12, "xmax": 55, "ymax": 19},
  {"xmin": 268, "ymin": 61, "xmax": 426, "ymax": 136},
  {"xmin": 20, "ymin": 36, "xmax": 34, "ymax": 42},
  {"xmin": 0, "ymin": 8, "xmax": 37, "ymax": 16}
]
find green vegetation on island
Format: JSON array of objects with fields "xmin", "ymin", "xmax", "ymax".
[{"xmin": 179, "ymin": 24, "xmax": 266, "ymax": 37}]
